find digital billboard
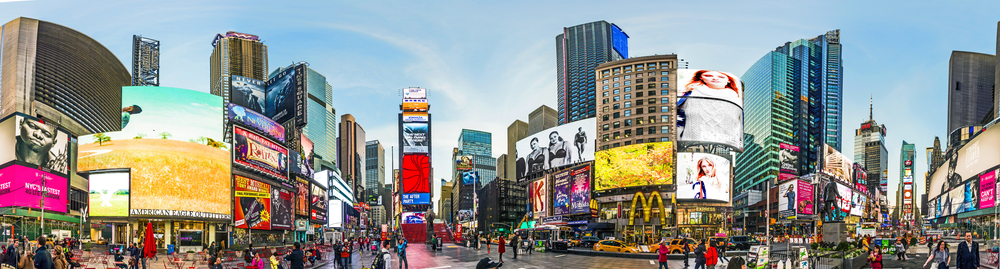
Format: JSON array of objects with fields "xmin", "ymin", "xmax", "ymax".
[
  {"xmin": 981, "ymin": 170, "xmax": 996, "ymax": 209},
  {"xmin": 797, "ymin": 179, "xmax": 814, "ymax": 215},
  {"xmin": 230, "ymin": 75, "xmax": 266, "ymax": 114},
  {"xmin": 88, "ymin": 170, "xmax": 130, "ymax": 217},
  {"xmin": 300, "ymin": 134, "xmax": 314, "ymax": 177},
  {"xmin": 595, "ymin": 142, "xmax": 674, "ymax": 191},
  {"xmin": 676, "ymin": 69, "xmax": 744, "ymax": 151},
  {"xmin": 311, "ymin": 184, "xmax": 328, "ymax": 223},
  {"xmin": 956, "ymin": 180, "xmax": 978, "ymax": 214},
  {"xmin": 552, "ymin": 168, "xmax": 571, "ymax": 216},
  {"xmin": 850, "ymin": 192, "xmax": 864, "ymax": 216},
  {"xmin": 9, "ymin": 115, "xmax": 71, "ymax": 176},
  {"xmin": 570, "ymin": 164, "xmax": 592, "ymax": 215},
  {"xmin": 293, "ymin": 64, "xmax": 307, "ymax": 127},
  {"xmin": 531, "ymin": 175, "xmax": 548, "ymax": 216},
  {"xmin": 778, "ymin": 180, "xmax": 796, "ymax": 218},
  {"xmin": 515, "ymin": 118, "xmax": 596, "ymax": 183},
  {"xmin": 234, "ymin": 175, "xmax": 271, "ymax": 230},
  {"xmin": 402, "ymin": 99, "xmax": 428, "ymax": 111},
  {"xmin": 402, "ymin": 212, "xmax": 426, "ymax": 224},
  {"xmin": 265, "ymin": 66, "xmax": 297, "ymax": 125},
  {"xmin": 402, "ymin": 112, "xmax": 429, "ymax": 123},
  {"xmin": 677, "ymin": 152, "xmax": 731, "ymax": 202},
  {"xmin": 402, "ymin": 88, "xmax": 427, "ymax": 99},
  {"xmin": 610, "ymin": 24, "xmax": 628, "ymax": 58},
  {"xmin": 822, "ymin": 144, "xmax": 853, "ymax": 182},
  {"xmin": 233, "ymin": 126, "xmax": 288, "ymax": 181},
  {"xmin": 228, "ymin": 103, "xmax": 284, "ymax": 143},
  {"xmin": 295, "ymin": 177, "xmax": 310, "ymax": 216},
  {"xmin": 271, "ymin": 188, "xmax": 293, "ymax": 230},
  {"xmin": 456, "ymin": 155, "xmax": 473, "ymax": 170},
  {"xmin": 779, "ymin": 143, "xmax": 799, "ymax": 181},
  {"xmin": 79, "ymin": 87, "xmax": 231, "ymax": 219},
  {"xmin": 461, "ymin": 171, "xmax": 478, "ymax": 186},
  {"xmin": 928, "ymin": 124, "xmax": 1000, "ymax": 199},
  {"xmin": 401, "ymin": 154, "xmax": 431, "ymax": 193},
  {"xmin": 402, "ymin": 123, "xmax": 429, "ymax": 154},
  {"xmin": 0, "ymin": 165, "xmax": 68, "ymax": 212}
]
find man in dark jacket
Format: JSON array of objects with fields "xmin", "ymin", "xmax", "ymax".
[
  {"xmin": 511, "ymin": 235, "xmax": 519, "ymax": 260},
  {"xmin": 34, "ymin": 236, "xmax": 53, "ymax": 269},
  {"xmin": 682, "ymin": 240, "xmax": 690, "ymax": 268},
  {"xmin": 208, "ymin": 242, "xmax": 218, "ymax": 260},
  {"xmin": 957, "ymin": 232, "xmax": 980, "ymax": 269},
  {"xmin": 693, "ymin": 239, "xmax": 706, "ymax": 269},
  {"xmin": 283, "ymin": 243, "xmax": 304, "ymax": 269}
]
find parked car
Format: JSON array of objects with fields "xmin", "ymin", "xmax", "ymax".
[
  {"xmin": 727, "ymin": 236, "xmax": 758, "ymax": 251},
  {"xmin": 580, "ymin": 236, "xmax": 601, "ymax": 247},
  {"xmin": 667, "ymin": 238, "xmax": 698, "ymax": 254},
  {"xmin": 593, "ymin": 240, "xmax": 640, "ymax": 253}
]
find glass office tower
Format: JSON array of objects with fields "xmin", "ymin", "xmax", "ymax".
[
  {"xmin": 556, "ymin": 21, "xmax": 628, "ymax": 125},
  {"xmin": 457, "ymin": 129, "xmax": 495, "ymax": 187}
]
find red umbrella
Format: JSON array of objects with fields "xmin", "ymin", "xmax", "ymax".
[{"xmin": 143, "ymin": 222, "xmax": 156, "ymax": 258}]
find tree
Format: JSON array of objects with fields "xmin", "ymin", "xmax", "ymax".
[
  {"xmin": 159, "ymin": 132, "xmax": 172, "ymax": 139},
  {"xmin": 94, "ymin": 133, "xmax": 111, "ymax": 146},
  {"xmin": 133, "ymin": 133, "xmax": 146, "ymax": 139}
]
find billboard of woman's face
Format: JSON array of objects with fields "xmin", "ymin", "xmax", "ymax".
[{"xmin": 676, "ymin": 69, "xmax": 744, "ymax": 151}]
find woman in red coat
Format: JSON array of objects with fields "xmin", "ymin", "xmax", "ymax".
[
  {"xmin": 869, "ymin": 245, "xmax": 883, "ymax": 269},
  {"xmin": 498, "ymin": 235, "xmax": 507, "ymax": 262},
  {"xmin": 705, "ymin": 243, "xmax": 719, "ymax": 267}
]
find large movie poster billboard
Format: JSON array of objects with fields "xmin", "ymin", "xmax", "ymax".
[
  {"xmin": 228, "ymin": 103, "xmax": 285, "ymax": 143},
  {"xmin": 265, "ymin": 66, "xmax": 296, "ymax": 125},
  {"xmin": 515, "ymin": 118, "xmax": 596, "ymax": 183},
  {"xmin": 552, "ymin": 168, "xmax": 571, "ymax": 216},
  {"xmin": 822, "ymin": 144, "xmax": 853, "ymax": 182},
  {"xmin": 271, "ymin": 188, "xmax": 293, "ymax": 230},
  {"xmin": 234, "ymin": 175, "xmax": 271, "ymax": 230},
  {"xmin": 676, "ymin": 69, "xmax": 744, "ymax": 151},
  {"xmin": 230, "ymin": 75, "xmax": 266, "ymax": 115},
  {"xmin": 570, "ymin": 164, "xmax": 592, "ymax": 215},
  {"xmin": 233, "ymin": 126, "xmax": 288, "ymax": 181},
  {"xmin": 928, "ymin": 125, "xmax": 1000, "ymax": 199},
  {"xmin": 676, "ymin": 152, "xmax": 731, "ymax": 202},
  {"xmin": 779, "ymin": 143, "xmax": 799, "ymax": 181},
  {"xmin": 295, "ymin": 177, "xmax": 310, "ymax": 216}
]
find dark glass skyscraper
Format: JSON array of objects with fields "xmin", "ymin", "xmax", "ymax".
[
  {"xmin": 735, "ymin": 30, "xmax": 843, "ymax": 193},
  {"xmin": 457, "ymin": 129, "xmax": 494, "ymax": 187},
  {"xmin": 556, "ymin": 21, "xmax": 628, "ymax": 125}
]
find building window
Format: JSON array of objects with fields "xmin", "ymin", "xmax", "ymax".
[
  {"xmin": 602, "ymin": 145, "xmax": 609, "ymax": 150},
  {"xmin": 603, "ymin": 79, "xmax": 609, "ymax": 84},
  {"xmin": 625, "ymin": 119, "xmax": 632, "ymax": 127},
  {"xmin": 624, "ymin": 75, "xmax": 631, "ymax": 79},
  {"xmin": 624, "ymin": 129, "xmax": 632, "ymax": 138},
  {"xmin": 661, "ymin": 115, "xmax": 669, "ymax": 123},
  {"xmin": 613, "ymin": 142, "xmax": 620, "ymax": 147},
  {"xmin": 648, "ymin": 83, "xmax": 656, "ymax": 88},
  {"xmin": 614, "ymin": 96, "xmax": 620, "ymax": 102},
  {"xmin": 637, "ymin": 78, "xmax": 644, "ymax": 83},
  {"xmin": 624, "ymin": 110, "xmax": 631, "ymax": 117},
  {"xmin": 661, "ymin": 125, "xmax": 670, "ymax": 133},
  {"xmin": 637, "ymin": 92, "xmax": 644, "ymax": 98},
  {"xmin": 644, "ymin": 99, "xmax": 652, "ymax": 105},
  {"xmin": 624, "ymin": 87, "xmax": 631, "ymax": 92},
  {"xmin": 648, "ymin": 77, "xmax": 656, "ymax": 82},
  {"xmin": 650, "ymin": 116, "xmax": 657, "ymax": 124},
  {"xmin": 661, "ymin": 90, "xmax": 669, "ymax": 95},
  {"xmin": 602, "ymin": 124, "xmax": 610, "ymax": 131},
  {"xmin": 637, "ymin": 100, "xmax": 644, "ymax": 106},
  {"xmin": 637, "ymin": 118, "xmax": 644, "ymax": 125},
  {"xmin": 661, "ymin": 106, "xmax": 670, "ymax": 113},
  {"xmin": 613, "ymin": 121, "xmax": 620, "ymax": 129},
  {"xmin": 636, "ymin": 139, "xmax": 644, "ymax": 144},
  {"xmin": 602, "ymin": 115, "xmax": 609, "ymax": 121},
  {"xmin": 624, "ymin": 101, "xmax": 632, "ymax": 108},
  {"xmin": 637, "ymin": 85, "xmax": 644, "ymax": 90},
  {"xmin": 661, "ymin": 83, "xmax": 669, "ymax": 88},
  {"xmin": 660, "ymin": 62, "xmax": 670, "ymax": 68},
  {"xmin": 661, "ymin": 137, "xmax": 671, "ymax": 142},
  {"xmin": 636, "ymin": 73, "xmax": 643, "ymax": 77},
  {"xmin": 648, "ymin": 107, "xmax": 656, "ymax": 113},
  {"xmin": 649, "ymin": 90, "xmax": 656, "ymax": 96},
  {"xmin": 603, "ymin": 91, "xmax": 609, "ymax": 97},
  {"xmin": 625, "ymin": 94, "xmax": 631, "ymax": 100},
  {"xmin": 602, "ymin": 106, "xmax": 609, "ymax": 112},
  {"xmin": 648, "ymin": 127, "xmax": 657, "ymax": 134},
  {"xmin": 613, "ymin": 104, "xmax": 620, "ymax": 110},
  {"xmin": 614, "ymin": 132, "xmax": 621, "ymax": 140},
  {"xmin": 602, "ymin": 98, "xmax": 609, "ymax": 105},
  {"xmin": 624, "ymin": 81, "xmax": 631, "ymax": 86},
  {"xmin": 614, "ymin": 89, "xmax": 620, "ymax": 95},
  {"xmin": 602, "ymin": 135, "xmax": 609, "ymax": 142},
  {"xmin": 636, "ymin": 108, "xmax": 643, "ymax": 115},
  {"xmin": 661, "ymin": 71, "xmax": 670, "ymax": 76},
  {"xmin": 637, "ymin": 128, "xmax": 644, "ymax": 135},
  {"xmin": 661, "ymin": 97, "xmax": 669, "ymax": 104},
  {"xmin": 613, "ymin": 112, "xmax": 620, "ymax": 119},
  {"xmin": 614, "ymin": 77, "xmax": 620, "ymax": 82},
  {"xmin": 613, "ymin": 83, "xmax": 620, "ymax": 87},
  {"xmin": 603, "ymin": 85, "xmax": 609, "ymax": 90}
]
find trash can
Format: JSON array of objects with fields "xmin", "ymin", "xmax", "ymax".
[{"xmin": 167, "ymin": 245, "xmax": 175, "ymax": 255}]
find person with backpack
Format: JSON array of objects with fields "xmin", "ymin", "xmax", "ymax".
[
  {"xmin": 694, "ymin": 239, "xmax": 707, "ymax": 269},
  {"xmin": 372, "ymin": 242, "xmax": 391, "ymax": 269},
  {"xmin": 683, "ymin": 240, "xmax": 691, "ymax": 268}
]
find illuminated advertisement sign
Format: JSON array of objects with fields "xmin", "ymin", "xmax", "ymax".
[
  {"xmin": 552, "ymin": 168, "xmax": 571, "ymax": 216},
  {"xmin": 295, "ymin": 177, "xmax": 310, "ymax": 216},
  {"xmin": 456, "ymin": 155, "xmax": 473, "ymax": 171},
  {"xmin": 402, "ymin": 212, "xmax": 426, "ymax": 224},
  {"xmin": 300, "ymin": 134, "xmax": 314, "ymax": 177},
  {"xmin": 230, "ymin": 75, "xmax": 266, "ymax": 115},
  {"xmin": 778, "ymin": 180, "xmax": 796, "ymax": 218},
  {"xmin": 595, "ymin": 142, "xmax": 674, "ymax": 191},
  {"xmin": 88, "ymin": 170, "xmax": 130, "ymax": 217},
  {"xmin": 779, "ymin": 143, "xmax": 799, "ymax": 181},
  {"xmin": 515, "ymin": 118, "xmax": 595, "ymax": 183},
  {"xmin": 234, "ymin": 175, "xmax": 271, "ymax": 230},
  {"xmin": 676, "ymin": 69, "xmax": 744, "ymax": 151},
  {"xmin": 610, "ymin": 24, "xmax": 628, "ymax": 58},
  {"xmin": 677, "ymin": 152, "xmax": 731, "ymax": 202},
  {"xmin": 402, "ymin": 88, "xmax": 427, "ymax": 99},
  {"xmin": 401, "ymin": 193, "xmax": 429, "ymax": 205},
  {"xmin": 79, "ymin": 87, "xmax": 231, "ymax": 219},
  {"xmin": 570, "ymin": 164, "xmax": 592, "ymax": 215},
  {"xmin": 929, "ymin": 124, "xmax": 1000, "ymax": 199},
  {"xmin": 980, "ymin": 170, "xmax": 996, "ymax": 209},
  {"xmin": 0, "ymin": 165, "xmax": 68, "ymax": 212},
  {"xmin": 293, "ymin": 64, "xmax": 307, "ymax": 127},
  {"xmin": 402, "ymin": 99, "xmax": 428, "ymax": 111},
  {"xmin": 265, "ymin": 66, "xmax": 296, "ymax": 125},
  {"xmin": 401, "ymin": 154, "xmax": 430, "ymax": 193},
  {"xmin": 957, "ymin": 180, "xmax": 978, "ymax": 214},
  {"xmin": 850, "ymin": 192, "xmax": 864, "ymax": 216},
  {"xmin": 461, "ymin": 171, "xmax": 478, "ymax": 186},
  {"xmin": 233, "ymin": 126, "xmax": 288, "ymax": 181},
  {"xmin": 531, "ymin": 175, "xmax": 548, "ymax": 217},
  {"xmin": 402, "ymin": 123, "xmax": 429, "ymax": 154},
  {"xmin": 13, "ymin": 115, "xmax": 70, "ymax": 175},
  {"xmin": 822, "ymin": 144, "xmax": 853, "ymax": 182},
  {"xmin": 797, "ymin": 179, "xmax": 814, "ymax": 215},
  {"xmin": 311, "ymin": 184, "xmax": 328, "ymax": 223},
  {"xmin": 228, "ymin": 103, "xmax": 284, "ymax": 143},
  {"xmin": 820, "ymin": 180, "xmax": 851, "ymax": 222},
  {"xmin": 271, "ymin": 188, "xmax": 293, "ymax": 230},
  {"xmin": 402, "ymin": 112, "xmax": 429, "ymax": 122}
]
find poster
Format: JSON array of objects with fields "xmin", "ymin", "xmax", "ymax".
[
  {"xmin": 234, "ymin": 175, "xmax": 271, "ymax": 230},
  {"xmin": 779, "ymin": 143, "xmax": 799, "ymax": 181},
  {"xmin": 570, "ymin": 164, "xmax": 591, "ymax": 215},
  {"xmin": 779, "ymin": 180, "xmax": 796, "ymax": 218},
  {"xmin": 531, "ymin": 175, "xmax": 548, "ymax": 216},
  {"xmin": 265, "ymin": 66, "xmax": 296, "ymax": 124},
  {"xmin": 230, "ymin": 75, "xmax": 266, "ymax": 115},
  {"xmin": 228, "ymin": 103, "xmax": 284, "ymax": 143},
  {"xmin": 552, "ymin": 168, "xmax": 571, "ymax": 216},
  {"xmin": 295, "ymin": 177, "xmax": 310, "ymax": 216},
  {"xmin": 233, "ymin": 126, "xmax": 288, "ymax": 181},
  {"xmin": 676, "ymin": 69, "xmax": 745, "ymax": 151},
  {"xmin": 271, "ymin": 188, "xmax": 293, "ymax": 230},
  {"xmin": 796, "ymin": 179, "xmax": 814, "ymax": 215},
  {"xmin": 514, "ymin": 118, "xmax": 596, "ymax": 183}
]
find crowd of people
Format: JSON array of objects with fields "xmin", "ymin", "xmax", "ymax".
[{"xmin": 0, "ymin": 236, "xmax": 85, "ymax": 269}]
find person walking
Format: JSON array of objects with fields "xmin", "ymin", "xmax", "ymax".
[
  {"xmin": 510, "ymin": 235, "xmax": 519, "ymax": 260},
  {"xmin": 343, "ymin": 239, "xmax": 352, "ymax": 268},
  {"xmin": 526, "ymin": 236, "xmax": 534, "ymax": 256},
  {"xmin": 497, "ymin": 235, "xmax": 506, "ymax": 262},
  {"xmin": 379, "ymin": 242, "xmax": 392, "ymax": 269},
  {"xmin": 683, "ymin": 240, "xmax": 691, "ymax": 268},
  {"xmin": 717, "ymin": 238, "xmax": 729, "ymax": 264},
  {"xmin": 924, "ymin": 241, "xmax": 950, "ymax": 269},
  {"xmin": 694, "ymin": 240, "xmax": 706, "ymax": 269},
  {"xmin": 486, "ymin": 234, "xmax": 491, "ymax": 254},
  {"xmin": 283, "ymin": 243, "xmax": 304, "ymax": 269},
  {"xmin": 6, "ymin": 244, "xmax": 20, "ymax": 268},
  {"xmin": 32, "ymin": 237, "xmax": 52, "ymax": 269},
  {"xmin": 657, "ymin": 240, "xmax": 669, "ymax": 269},
  {"xmin": 957, "ymin": 232, "xmax": 980, "ymax": 269},
  {"xmin": 895, "ymin": 239, "xmax": 906, "ymax": 261},
  {"xmin": 396, "ymin": 238, "xmax": 408, "ymax": 269},
  {"xmin": 868, "ymin": 245, "xmax": 883, "ymax": 269},
  {"xmin": 705, "ymin": 242, "xmax": 718, "ymax": 269},
  {"xmin": 50, "ymin": 246, "xmax": 65, "ymax": 269}
]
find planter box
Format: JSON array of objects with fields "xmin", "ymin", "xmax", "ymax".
[
  {"xmin": 817, "ymin": 257, "xmax": 841, "ymax": 268},
  {"xmin": 842, "ymin": 255, "xmax": 868, "ymax": 269}
]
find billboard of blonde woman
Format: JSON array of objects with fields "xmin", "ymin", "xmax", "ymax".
[
  {"xmin": 676, "ymin": 69, "xmax": 744, "ymax": 151},
  {"xmin": 676, "ymin": 152, "xmax": 731, "ymax": 202}
]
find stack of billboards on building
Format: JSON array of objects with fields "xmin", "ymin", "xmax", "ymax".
[
  {"xmin": 396, "ymin": 88, "xmax": 432, "ymax": 240},
  {"xmin": 926, "ymin": 124, "xmax": 1000, "ymax": 230}
]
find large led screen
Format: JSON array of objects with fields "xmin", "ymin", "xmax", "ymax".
[
  {"xmin": 778, "ymin": 180, "xmax": 796, "ymax": 218},
  {"xmin": 850, "ymin": 192, "xmax": 864, "ymax": 216},
  {"xmin": 401, "ymin": 154, "xmax": 431, "ymax": 193},
  {"xmin": 822, "ymin": 144, "xmax": 853, "ymax": 182},
  {"xmin": 595, "ymin": 142, "xmax": 674, "ymax": 191},
  {"xmin": 461, "ymin": 171, "xmax": 478, "ymax": 186},
  {"xmin": 300, "ymin": 134, "xmax": 314, "ymax": 178},
  {"xmin": 796, "ymin": 179, "xmax": 814, "ymax": 215},
  {"xmin": 819, "ymin": 180, "xmax": 851, "ymax": 222},
  {"xmin": 234, "ymin": 126, "xmax": 288, "ymax": 181},
  {"xmin": 515, "ymin": 118, "xmax": 596, "ymax": 183},
  {"xmin": 676, "ymin": 69, "xmax": 744, "ymax": 151},
  {"xmin": 402, "ymin": 123, "xmax": 429, "ymax": 154},
  {"xmin": 402, "ymin": 112, "xmax": 429, "ymax": 123},
  {"xmin": 230, "ymin": 75, "xmax": 266, "ymax": 115},
  {"xmin": 677, "ymin": 152, "xmax": 731, "ymax": 202},
  {"xmin": 403, "ymin": 88, "xmax": 427, "ymax": 99},
  {"xmin": 928, "ymin": 124, "xmax": 1000, "ymax": 199},
  {"xmin": 14, "ymin": 116, "xmax": 70, "ymax": 175},
  {"xmin": 311, "ymin": 185, "xmax": 327, "ymax": 211},
  {"xmin": 552, "ymin": 168, "xmax": 571, "ymax": 216},
  {"xmin": 981, "ymin": 170, "xmax": 996, "ymax": 209},
  {"xmin": 265, "ymin": 66, "xmax": 296, "ymax": 124},
  {"xmin": 88, "ymin": 170, "xmax": 130, "ymax": 217},
  {"xmin": 401, "ymin": 99, "xmax": 428, "ymax": 111},
  {"xmin": 228, "ymin": 103, "xmax": 284, "ymax": 143},
  {"xmin": 271, "ymin": 188, "xmax": 293, "ymax": 230},
  {"xmin": 570, "ymin": 164, "xmax": 591, "ymax": 215},
  {"xmin": 79, "ymin": 87, "xmax": 230, "ymax": 219},
  {"xmin": 0, "ymin": 165, "xmax": 68, "ymax": 212},
  {"xmin": 778, "ymin": 143, "xmax": 799, "ymax": 181},
  {"xmin": 956, "ymin": 180, "xmax": 978, "ymax": 214},
  {"xmin": 531, "ymin": 175, "xmax": 547, "ymax": 216},
  {"xmin": 295, "ymin": 177, "xmax": 310, "ymax": 216},
  {"xmin": 402, "ymin": 212, "xmax": 426, "ymax": 224},
  {"xmin": 234, "ymin": 175, "xmax": 271, "ymax": 230}
]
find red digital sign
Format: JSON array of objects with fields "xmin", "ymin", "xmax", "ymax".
[{"xmin": 401, "ymin": 154, "xmax": 431, "ymax": 193}]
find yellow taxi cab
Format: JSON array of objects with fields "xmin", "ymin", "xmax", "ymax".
[
  {"xmin": 667, "ymin": 238, "xmax": 698, "ymax": 254},
  {"xmin": 593, "ymin": 240, "xmax": 641, "ymax": 253}
]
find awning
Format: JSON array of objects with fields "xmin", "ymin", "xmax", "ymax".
[{"xmin": 587, "ymin": 222, "xmax": 615, "ymax": 230}]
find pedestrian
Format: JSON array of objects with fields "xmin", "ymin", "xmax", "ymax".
[
  {"xmin": 396, "ymin": 237, "xmax": 408, "ymax": 269},
  {"xmin": 431, "ymin": 235, "xmax": 437, "ymax": 252},
  {"xmin": 683, "ymin": 240, "xmax": 691, "ymax": 268},
  {"xmin": 250, "ymin": 251, "xmax": 264, "ymax": 269},
  {"xmin": 895, "ymin": 239, "xmax": 906, "ymax": 261},
  {"xmin": 474, "ymin": 257, "xmax": 503, "ymax": 269},
  {"xmin": 283, "ymin": 243, "xmax": 304, "ymax": 269},
  {"xmin": 377, "ymin": 242, "xmax": 391, "ymax": 269},
  {"xmin": 17, "ymin": 246, "xmax": 33, "ymax": 269},
  {"xmin": 498, "ymin": 235, "xmax": 506, "ymax": 262},
  {"xmin": 957, "ymin": 232, "xmax": 979, "ymax": 269},
  {"xmin": 526, "ymin": 236, "xmax": 533, "ymax": 255},
  {"xmin": 127, "ymin": 243, "xmax": 139, "ymax": 269},
  {"xmin": 718, "ymin": 237, "xmax": 729, "ymax": 264},
  {"xmin": 342, "ymin": 239, "xmax": 352, "ymax": 268},
  {"xmin": 869, "ymin": 245, "xmax": 883, "ymax": 269},
  {"xmin": 694, "ymin": 239, "xmax": 706, "ymax": 269},
  {"xmin": 50, "ymin": 246, "xmax": 65, "ymax": 269},
  {"xmin": 657, "ymin": 239, "xmax": 669, "ymax": 269},
  {"xmin": 6, "ymin": 244, "xmax": 19, "ymax": 268},
  {"xmin": 923, "ymin": 241, "xmax": 950, "ymax": 269},
  {"xmin": 511, "ymin": 235, "xmax": 519, "ymax": 260},
  {"xmin": 706, "ymin": 242, "xmax": 718, "ymax": 269},
  {"xmin": 725, "ymin": 257, "xmax": 745, "ymax": 269},
  {"xmin": 486, "ymin": 234, "xmax": 491, "ymax": 254},
  {"xmin": 32, "ymin": 236, "xmax": 52, "ymax": 269}
]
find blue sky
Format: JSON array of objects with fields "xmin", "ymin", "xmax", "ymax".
[{"xmin": 2, "ymin": 0, "xmax": 999, "ymax": 209}]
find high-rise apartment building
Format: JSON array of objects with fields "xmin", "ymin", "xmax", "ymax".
[
  {"xmin": 557, "ymin": 21, "xmax": 629, "ymax": 125},
  {"xmin": 340, "ymin": 114, "xmax": 367, "ymax": 201},
  {"xmin": 736, "ymin": 30, "xmax": 844, "ymax": 193},
  {"xmin": 0, "ymin": 17, "xmax": 132, "ymax": 135},
  {"xmin": 457, "ymin": 129, "xmax": 494, "ymax": 187},
  {"xmin": 365, "ymin": 140, "xmax": 386, "ymax": 205},
  {"xmin": 132, "ymin": 35, "xmax": 159, "ymax": 86},
  {"xmin": 947, "ymin": 51, "xmax": 996, "ymax": 142},
  {"xmin": 854, "ymin": 102, "xmax": 888, "ymax": 194},
  {"xmin": 594, "ymin": 55, "xmax": 678, "ymax": 150}
]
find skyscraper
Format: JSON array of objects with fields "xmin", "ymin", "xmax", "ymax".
[
  {"xmin": 457, "ymin": 129, "xmax": 494, "ymax": 187},
  {"xmin": 898, "ymin": 141, "xmax": 916, "ymax": 226},
  {"xmin": 528, "ymin": 105, "xmax": 558, "ymax": 135},
  {"xmin": 925, "ymin": 136, "xmax": 944, "ymax": 193},
  {"xmin": 556, "ymin": 21, "xmax": 628, "ymax": 125},
  {"xmin": 366, "ymin": 140, "xmax": 385, "ymax": 205},
  {"xmin": 210, "ymin": 31, "xmax": 268, "ymax": 142},
  {"xmin": 947, "ymin": 50, "xmax": 995, "ymax": 141},
  {"xmin": 132, "ymin": 35, "xmax": 159, "ymax": 86},
  {"xmin": 854, "ymin": 100, "xmax": 888, "ymax": 194},
  {"xmin": 270, "ymin": 65, "xmax": 338, "ymax": 171},
  {"xmin": 736, "ymin": 30, "xmax": 843, "ymax": 193},
  {"xmin": 506, "ymin": 120, "xmax": 528, "ymax": 181},
  {"xmin": 340, "ymin": 114, "xmax": 367, "ymax": 201}
]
